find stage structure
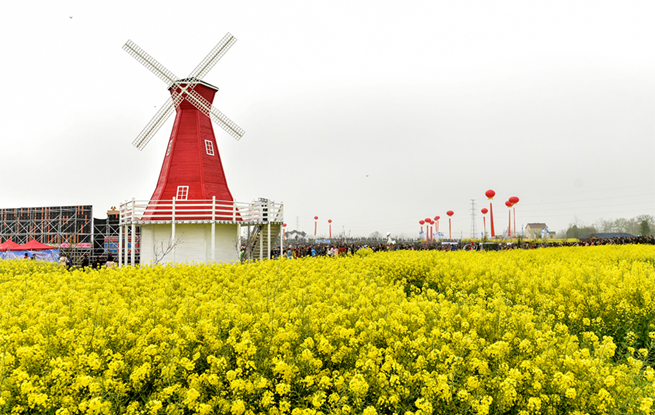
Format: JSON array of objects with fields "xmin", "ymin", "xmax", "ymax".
[
  {"xmin": 0, "ymin": 205, "xmax": 92, "ymax": 245},
  {"xmin": 121, "ymin": 33, "xmax": 283, "ymax": 265},
  {"xmin": 0, "ymin": 205, "xmax": 127, "ymax": 264}
]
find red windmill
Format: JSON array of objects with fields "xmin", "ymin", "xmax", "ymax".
[{"xmin": 123, "ymin": 34, "xmax": 244, "ymax": 219}]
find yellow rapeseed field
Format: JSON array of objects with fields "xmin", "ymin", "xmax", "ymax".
[{"xmin": 1, "ymin": 245, "xmax": 654, "ymax": 414}]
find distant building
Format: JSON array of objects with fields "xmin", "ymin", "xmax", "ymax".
[{"xmin": 524, "ymin": 223, "xmax": 555, "ymax": 238}]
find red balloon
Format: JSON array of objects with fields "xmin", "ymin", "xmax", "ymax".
[
  {"xmin": 425, "ymin": 217, "xmax": 431, "ymax": 222},
  {"xmin": 485, "ymin": 189, "xmax": 495, "ymax": 199},
  {"xmin": 481, "ymin": 208, "xmax": 488, "ymax": 214},
  {"xmin": 419, "ymin": 220, "xmax": 425, "ymax": 225},
  {"xmin": 283, "ymin": 223, "xmax": 287, "ymax": 227},
  {"xmin": 447, "ymin": 210, "xmax": 454, "ymax": 216},
  {"xmin": 314, "ymin": 216, "xmax": 318, "ymax": 220},
  {"xmin": 505, "ymin": 200, "xmax": 512, "ymax": 207},
  {"xmin": 509, "ymin": 196, "xmax": 519, "ymax": 204},
  {"xmin": 428, "ymin": 219, "xmax": 434, "ymax": 224},
  {"xmin": 328, "ymin": 219, "xmax": 332, "ymax": 223},
  {"xmin": 434, "ymin": 216, "xmax": 440, "ymax": 221}
]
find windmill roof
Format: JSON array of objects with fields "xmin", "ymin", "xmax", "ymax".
[{"xmin": 169, "ymin": 78, "xmax": 219, "ymax": 91}]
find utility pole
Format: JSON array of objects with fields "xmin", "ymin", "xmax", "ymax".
[{"xmin": 469, "ymin": 199, "xmax": 477, "ymax": 239}]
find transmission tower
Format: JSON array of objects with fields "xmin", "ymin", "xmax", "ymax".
[{"xmin": 469, "ymin": 199, "xmax": 478, "ymax": 239}]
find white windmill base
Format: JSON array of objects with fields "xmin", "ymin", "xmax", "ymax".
[
  {"xmin": 118, "ymin": 198, "xmax": 284, "ymax": 266},
  {"xmin": 140, "ymin": 223, "xmax": 241, "ymax": 265}
]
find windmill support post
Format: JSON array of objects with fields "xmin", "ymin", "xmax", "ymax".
[
  {"xmin": 171, "ymin": 197, "xmax": 176, "ymax": 264},
  {"xmin": 259, "ymin": 228, "xmax": 263, "ymax": 259},
  {"xmin": 236, "ymin": 223, "xmax": 241, "ymax": 255},
  {"xmin": 122, "ymin": 225, "xmax": 127, "ymax": 265},
  {"xmin": 211, "ymin": 196, "xmax": 216, "ymax": 262},
  {"xmin": 131, "ymin": 198, "xmax": 136, "ymax": 266},
  {"xmin": 118, "ymin": 223, "xmax": 122, "ymax": 267}
]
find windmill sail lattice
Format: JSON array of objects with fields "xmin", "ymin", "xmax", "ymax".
[{"xmin": 124, "ymin": 34, "xmax": 244, "ymax": 217}]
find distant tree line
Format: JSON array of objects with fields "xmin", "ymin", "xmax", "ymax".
[{"xmin": 564, "ymin": 214, "xmax": 654, "ymax": 239}]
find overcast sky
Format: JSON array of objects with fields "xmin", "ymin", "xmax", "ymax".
[{"xmin": 1, "ymin": 0, "xmax": 653, "ymax": 238}]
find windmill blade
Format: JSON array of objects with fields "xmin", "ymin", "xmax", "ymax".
[
  {"xmin": 209, "ymin": 106, "xmax": 245, "ymax": 140},
  {"xmin": 123, "ymin": 40, "xmax": 179, "ymax": 88},
  {"xmin": 132, "ymin": 94, "xmax": 182, "ymax": 150},
  {"xmin": 183, "ymin": 88, "xmax": 212, "ymax": 116},
  {"xmin": 188, "ymin": 33, "xmax": 237, "ymax": 80},
  {"xmin": 184, "ymin": 88, "xmax": 245, "ymax": 140}
]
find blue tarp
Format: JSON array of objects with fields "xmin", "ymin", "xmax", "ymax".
[{"xmin": 0, "ymin": 249, "xmax": 60, "ymax": 262}]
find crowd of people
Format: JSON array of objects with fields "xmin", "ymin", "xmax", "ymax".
[
  {"xmin": 42, "ymin": 235, "xmax": 655, "ymax": 266},
  {"xmin": 57, "ymin": 253, "xmax": 117, "ymax": 270},
  {"xmin": 271, "ymin": 235, "xmax": 655, "ymax": 259}
]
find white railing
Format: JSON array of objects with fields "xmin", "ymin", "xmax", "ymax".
[{"xmin": 119, "ymin": 197, "xmax": 283, "ymax": 225}]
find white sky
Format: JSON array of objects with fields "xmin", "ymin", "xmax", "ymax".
[{"xmin": 1, "ymin": 0, "xmax": 654, "ymax": 238}]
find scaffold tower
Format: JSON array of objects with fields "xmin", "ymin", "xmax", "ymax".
[
  {"xmin": 0, "ymin": 205, "xmax": 126, "ymax": 264},
  {"xmin": 469, "ymin": 199, "xmax": 478, "ymax": 239},
  {"xmin": 0, "ymin": 205, "xmax": 93, "ymax": 245}
]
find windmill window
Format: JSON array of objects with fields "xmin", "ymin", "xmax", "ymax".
[
  {"xmin": 205, "ymin": 140, "xmax": 215, "ymax": 156},
  {"xmin": 176, "ymin": 186, "xmax": 189, "ymax": 200},
  {"xmin": 166, "ymin": 140, "xmax": 173, "ymax": 156}
]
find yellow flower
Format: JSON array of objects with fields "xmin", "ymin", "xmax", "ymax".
[
  {"xmin": 604, "ymin": 375, "xmax": 615, "ymax": 387},
  {"xmin": 362, "ymin": 406, "xmax": 377, "ymax": 415},
  {"xmin": 230, "ymin": 400, "xmax": 245, "ymax": 415},
  {"xmin": 261, "ymin": 391, "xmax": 275, "ymax": 408},
  {"xmin": 276, "ymin": 383, "xmax": 291, "ymax": 396},
  {"xmin": 311, "ymin": 391, "xmax": 326, "ymax": 408},
  {"xmin": 527, "ymin": 397, "xmax": 541, "ymax": 412},
  {"xmin": 184, "ymin": 388, "xmax": 200, "ymax": 406},
  {"xmin": 2, "ymin": 247, "xmax": 655, "ymax": 414},
  {"xmin": 148, "ymin": 400, "xmax": 163, "ymax": 415},
  {"xmin": 415, "ymin": 397, "xmax": 433, "ymax": 414},
  {"xmin": 349, "ymin": 374, "xmax": 369, "ymax": 396}
]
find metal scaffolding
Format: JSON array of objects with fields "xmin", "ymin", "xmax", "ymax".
[
  {"xmin": 0, "ymin": 205, "xmax": 93, "ymax": 245},
  {"xmin": 0, "ymin": 205, "xmax": 126, "ymax": 264}
]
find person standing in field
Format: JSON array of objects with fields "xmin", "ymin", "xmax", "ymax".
[
  {"xmin": 105, "ymin": 254, "xmax": 116, "ymax": 268},
  {"xmin": 80, "ymin": 253, "xmax": 90, "ymax": 270}
]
